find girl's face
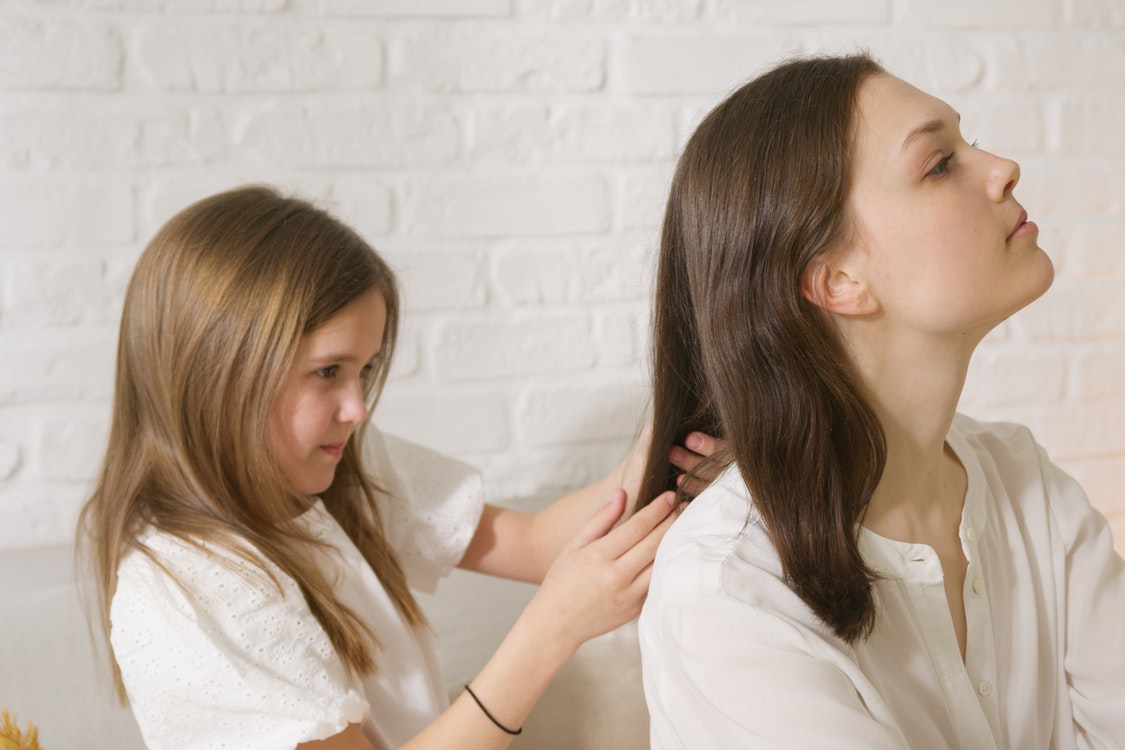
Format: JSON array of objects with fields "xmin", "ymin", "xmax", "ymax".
[
  {"xmin": 270, "ymin": 288, "xmax": 387, "ymax": 497},
  {"xmin": 845, "ymin": 73, "xmax": 1054, "ymax": 337}
]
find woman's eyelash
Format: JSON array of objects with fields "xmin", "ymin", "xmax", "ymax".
[
  {"xmin": 929, "ymin": 139, "xmax": 977, "ymax": 177},
  {"xmin": 930, "ymin": 152, "xmax": 955, "ymax": 176}
]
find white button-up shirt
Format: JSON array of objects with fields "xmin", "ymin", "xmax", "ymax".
[{"xmin": 640, "ymin": 414, "xmax": 1125, "ymax": 749}]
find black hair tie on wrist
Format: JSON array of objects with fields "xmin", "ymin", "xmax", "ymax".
[{"xmin": 464, "ymin": 683, "xmax": 523, "ymax": 736}]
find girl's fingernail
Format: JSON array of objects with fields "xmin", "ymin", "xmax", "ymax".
[{"xmin": 685, "ymin": 433, "xmax": 702, "ymax": 450}]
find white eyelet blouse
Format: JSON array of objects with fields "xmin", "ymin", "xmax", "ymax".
[{"xmin": 110, "ymin": 428, "xmax": 484, "ymax": 750}]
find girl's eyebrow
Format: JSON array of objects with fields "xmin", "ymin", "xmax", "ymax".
[
  {"xmin": 308, "ymin": 350, "xmax": 382, "ymax": 365},
  {"xmin": 900, "ymin": 112, "xmax": 961, "ymax": 154},
  {"xmin": 309, "ymin": 353, "xmax": 357, "ymax": 364}
]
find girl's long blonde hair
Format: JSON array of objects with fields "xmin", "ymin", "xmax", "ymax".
[{"xmin": 78, "ymin": 185, "xmax": 423, "ymax": 700}]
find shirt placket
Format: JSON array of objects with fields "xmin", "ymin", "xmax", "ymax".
[
  {"xmin": 903, "ymin": 546, "xmax": 998, "ymax": 750},
  {"xmin": 961, "ymin": 521, "xmax": 1004, "ymax": 746}
]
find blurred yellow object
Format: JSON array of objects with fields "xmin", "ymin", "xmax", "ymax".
[{"xmin": 0, "ymin": 710, "xmax": 41, "ymax": 750}]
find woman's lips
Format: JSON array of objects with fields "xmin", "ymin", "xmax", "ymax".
[{"xmin": 1007, "ymin": 209, "xmax": 1038, "ymax": 241}]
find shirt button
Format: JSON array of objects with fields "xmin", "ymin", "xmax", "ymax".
[
  {"xmin": 978, "ymin": 681, "xmax": 992, "ymax": 697},
  {"xmin": 973, "ymin": 578, "xmax": 985, "ymax": 595},
  {"xmin": 966, "ymin": 527, "xmax": 977, "ymax": 543}
]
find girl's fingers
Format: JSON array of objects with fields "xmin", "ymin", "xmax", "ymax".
[
  {"xmin": 677, "ymin": 472, "xmax": 712, "ymax": 497},
  {"xmin": 684, "ymin": 431, "xmax": 721, "ymax": 457},
  {"xmin": 615, "ymin": 500, "xmax": 682, "ymax": 574},
  {"xmin": 565, "ymin": 488, "xmax": 628, "ymax": 551},
  {"xmin": 669, "ymin": 445, "xmax": 701, "ymax": 472},
  {"xmin": 669, "ymin": 432, "xmax": 727, "ymax": 470},
  {"xmin": 594, "ymin": 490, "xmax": 677, "ymax": 559},
  {"xmin": 671, "ymin": 432, "xmax": 730, "ymax": 495}
]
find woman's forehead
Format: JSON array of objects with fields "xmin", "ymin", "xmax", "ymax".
[{"xmin": 854, "ymin": 74, "xmax": 958, "ymax": 159}]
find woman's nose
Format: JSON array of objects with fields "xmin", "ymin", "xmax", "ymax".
[{"xmin": 988, "ymin": 153, "xmax": 1020, "ymax": 203}]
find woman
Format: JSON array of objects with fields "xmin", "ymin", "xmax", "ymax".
[{"xmin": 636, "ymin": 54, "xmax": 1125, "ymax": 748}]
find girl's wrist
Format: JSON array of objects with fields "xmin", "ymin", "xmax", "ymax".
[{"xmin": 512, "ymin": 592, "xmax": 582, "ymax": 671}]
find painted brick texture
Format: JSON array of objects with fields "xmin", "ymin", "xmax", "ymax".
[{"xmin": 2, "ymin": 2, "xmax": 1124, "ymax": 679}]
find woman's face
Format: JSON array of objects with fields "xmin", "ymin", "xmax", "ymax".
[
  {"xmin": 845, "ymin": 73, "xmax": 1054, "ymax": 338},
  {"xmin": 269, "ymin": 288, "xmax": 386, "ymax": 497}
]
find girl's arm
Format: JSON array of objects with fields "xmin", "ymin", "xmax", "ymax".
[
  {"xmin": 457, "ymin": 430, "xmax": 722, "ymax": 583},
  {"xmin": 299, "ymin": 489, "xmax": 680, "ymax": 750}
]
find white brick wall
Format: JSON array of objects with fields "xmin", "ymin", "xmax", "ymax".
[{"xmin": 2, "ymin": 0, "xmax": 1123, "ymax": 683}]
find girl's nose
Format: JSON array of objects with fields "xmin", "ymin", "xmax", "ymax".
[{"xmin": 338, "ymin": 382, "xmax": 370, "ymax": 424}]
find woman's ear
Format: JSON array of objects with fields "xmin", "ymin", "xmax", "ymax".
[{"xmin": 801, "ymin": 253, "xmax": 878, "ymax": 316}]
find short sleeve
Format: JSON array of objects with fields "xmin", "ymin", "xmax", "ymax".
[
  {"xmin": 362, "ymin": 427, "xmax": 485, "ymax": 593},
  {"xmin": 110, "ymin": 535, "xmax": 368, "ymax": 750}
]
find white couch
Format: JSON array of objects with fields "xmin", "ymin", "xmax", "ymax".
[{"xmin": 0, "ymin": 544, "xmax": 649, "ymax": 749}]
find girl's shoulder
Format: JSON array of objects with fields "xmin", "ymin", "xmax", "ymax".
[
  {"xmin": 113, "ymin": 528, "xmax": 302, "ymax": 626},
  {"xmin": 110, "ymin": 528, "xmax": 367, "ymax": 746}
]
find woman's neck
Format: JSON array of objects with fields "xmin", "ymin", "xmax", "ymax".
[{"xmin": 850, "ymin": 329, "xmax": 974, "ymax": 540}]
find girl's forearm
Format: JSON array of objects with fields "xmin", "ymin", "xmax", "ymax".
[{"xmin": 399, "ymin": 594, "xmax": 576, "ymax": 750}]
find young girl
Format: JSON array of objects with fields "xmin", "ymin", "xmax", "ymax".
[
  {"xmin": 77, "ymin": 185, "xmax": 700, "ymax": 750},
  {"xmin": 636, "ymin": 54, "xmax": 1125, "ymax": 748}
]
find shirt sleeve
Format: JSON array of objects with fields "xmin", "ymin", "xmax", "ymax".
[
  {"xmin": 1041, "ymin": 452, "xmax": 1125, "ymax": 749},
  {"xmin": 110, "ymin": 536, "xmax": 368, "ymax": 750},
  {"xmin": 641, "ymin": 587, "xmax": 910, "ymax": 750},
  {"xmin": 362, "ymin": 426, "xmax": 485, "ymax": 593}
]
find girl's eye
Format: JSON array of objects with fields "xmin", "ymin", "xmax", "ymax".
[
  {"xmin": 360, "ymin": 364, "xmax": 374, "ymax": 379},
  {"xmin": 928, "ymin": 152, "xmax": 955, "ymax": 177},
  {"xmin": 315, "ymin": 365, "xmax": 338, "ymax": 379}
]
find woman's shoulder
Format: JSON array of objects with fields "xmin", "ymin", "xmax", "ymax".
[
  {"xmin": 951, "ymin": 412, "xmax": 1097, "ymax": 544},
  {"xmin": 651, "ymin": 465, "xmax": 804, "ymax": 614},
  {"xmin": 950, "ymin": 412, "xmax": 1041, "ymax": 457},
  {"xmin": 643, "ymin": 465, "xmax": 850, "ymax": 660},
  {"xmin": 950, "ymin": 412, "xmax": 1077, "ymax": 494}
]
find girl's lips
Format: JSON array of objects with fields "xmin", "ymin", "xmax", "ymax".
[{"xmin": 321, "ymin": 443, "xmax": 344, "ymax": 459}]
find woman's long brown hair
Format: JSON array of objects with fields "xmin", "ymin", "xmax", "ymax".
[
  {"xmin": 638, "ymin": 54, "xmax": 888, "ymax": 642},
  {"xmin": 77, "ymin": 185, "xmax": 423, "ymax": 700}
]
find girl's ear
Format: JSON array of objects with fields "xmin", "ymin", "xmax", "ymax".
[{"xmin": 801, "ymin": 253, "xmax": 879, "ymax": 316}]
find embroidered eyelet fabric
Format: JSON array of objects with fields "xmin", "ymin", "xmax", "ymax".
[{"xmin": 110, "ymin": 427, "xmax": 484, "ymax": 750}]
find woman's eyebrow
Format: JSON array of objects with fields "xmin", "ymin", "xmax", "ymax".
[{"xmin": 900, "ymin": 112, "xmax": 961, "ymax": 154}]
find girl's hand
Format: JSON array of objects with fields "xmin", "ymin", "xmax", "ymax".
[
  {"xmin": 669, "ymin": 431, "xmax": 727, "ymax": 496},
  {"xmin": 523, "ymin": 488, "xmax": 679, "ymax": 656},
  {"xmin": 615, "ymin": 426, "xmax": 726, "ymax": 505}
]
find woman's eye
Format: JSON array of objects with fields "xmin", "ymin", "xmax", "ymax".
[
  {"xmin": 928, "ymin": 152, "xmax": 955, "ymax": 177},
  {"xmin": 315, "ymin": 365, "xmax": 338, "ymax": 379}
]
